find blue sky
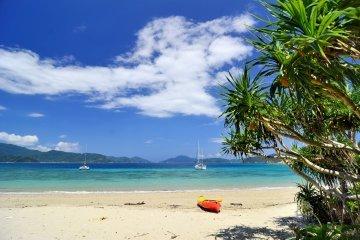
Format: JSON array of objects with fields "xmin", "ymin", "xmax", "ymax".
[{"xmin": 0, "ymin": 0, "xmax": 267, "ymax": 161}]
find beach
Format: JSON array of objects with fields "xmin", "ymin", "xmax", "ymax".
[
  {"xmin": 1, "ymin": 0, "xmax": 357, "ymax": 238},
  {"xmin": 0, "ymin": 188, "xmax": 299, "ymax": 240}
]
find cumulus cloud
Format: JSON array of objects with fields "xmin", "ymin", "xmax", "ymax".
[
  {"xmin": 0, "ymin": 14, "xmax": 255, "ymax": 118},
  {"xmin": 55, "ymin": 141, "xmax": 80, "ymax": 152},
  {"xmin": 31, "ymin": 145, "xmax": 52, "ymax": 152},
  {"xmin": 0, "ymin": 131, "xmax": 39, "ymax": 146},
  {"xmin": 213, "ymin": 66, "xmax": 243, "ymax": 86},
  {"xmin": 28, "ymin": 112, "xmax": 45, "ymax": 118},
  {"xmin": 59, "ymin": 134, "xmax": 67, "ymax": 139},
  {"xmin": 0, "ymin": 105, "xmax": 6, "ymax": 111},
  {"xmin": 0, "ymin": 131, "xmax": 81, "ymax": 153}
]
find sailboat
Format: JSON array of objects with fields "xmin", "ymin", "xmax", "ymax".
[
  {"xmin": 79, "ymin": 146, "xmax": 90, "ymax": 170},
  {"xmin": 194, "ymin": 141, "xmax": 206, "ymax": 170}
]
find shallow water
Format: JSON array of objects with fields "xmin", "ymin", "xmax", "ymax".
[{"xmin": 0, "ymin": 163, "xmax": 300, "ymax": 192}]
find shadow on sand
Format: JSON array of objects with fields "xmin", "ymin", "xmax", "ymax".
[{"xmin": 212, "ymin": 216, "xmax": 306, "ymax": 240}]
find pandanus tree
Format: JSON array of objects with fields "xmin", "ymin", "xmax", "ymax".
[{"xmin": 222, "ymin": 0, "xmax": 360, "ymax": 224}]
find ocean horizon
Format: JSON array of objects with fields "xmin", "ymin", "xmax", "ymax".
[{"xmin": 0, "ymin": 163, "xmax": 300, "ymax": 193}]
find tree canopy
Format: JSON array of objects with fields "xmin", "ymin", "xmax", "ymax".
[{"xmin": 222, "ymin": 0, "xmax": 360, "ymax": 226}]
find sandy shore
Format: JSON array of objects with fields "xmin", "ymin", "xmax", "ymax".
[{"xmin": 0, "ymin": 188, "xmax": 300, "ymax": 240}]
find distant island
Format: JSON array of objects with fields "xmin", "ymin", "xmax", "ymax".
[
  {"xmin": 159, "ymin": 155, "xmax": 281, "ymax": 164},
  {"xmin": 0, "ymin": 143, "xmax": 280, "ymax": 164},
  {"xmin": 0, "ymin": 143, "xmax": 149, "ymax": 164},
  {"xmin": 159, "ymin": 155, "xmax": 241, "ymax": 164}
]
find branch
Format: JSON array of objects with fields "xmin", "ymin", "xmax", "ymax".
[
  {"xmin": 261, "ymin": 117, "xmax": 360, "ymax": 154},
  {"xmin": 336, "ymin": 39, "xmax": 360, "ymax": 59},
  {"xmin": 282, "ymin": 149, "xmax": 360, "ymax": 182},
  {"xmin": 269, "ymin": 134, "xmax": 360, "ymax": 182},
  {"xmin": 257, "ymin": 149, "xmax": 360, "ymax": 200},
  {"xmin": 310, "ymin": 76, "xmax": 360, "ymax": 119},
  {"xmin": 328, "ymin": 139, "xmax": 360, "ymax": 152},
  {"xmin": 289, "ymin": 163, "xmax": 345, "ymax": 199}
]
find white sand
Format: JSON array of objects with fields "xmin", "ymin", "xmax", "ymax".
[{"xmin": 0, "ymin": 188, "xmax": 300, "ymax": 240}]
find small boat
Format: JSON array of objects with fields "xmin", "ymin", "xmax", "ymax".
[
  {"xmin": 194, "ymin": 141, "xmax": 206, "ymax": 170},
  {"xmin": 79, "ymin": 146, "xmax": 90, "ymax": 170},
  {"xmin": 197, "ymin": 196, "xmax": 222, "ymax": 213},
  {"xmin": 79, "ymin": 164, "xmax": 90, "ymax": 170},
  {"xmin": 194, "ymin": 163, "xmax": 206, "ymax": 170}
]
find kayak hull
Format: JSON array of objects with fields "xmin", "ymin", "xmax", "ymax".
[{"xmin": 197, "ymin": 200, "xmax": 221, "ymax": 213}]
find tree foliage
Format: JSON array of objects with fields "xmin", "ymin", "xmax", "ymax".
[{"xmin": 222, "ymin": 0, "xmax": 360, "ymax": 225}]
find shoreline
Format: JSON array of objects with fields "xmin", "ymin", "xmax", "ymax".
[
  {"xmin": 0, "ymin": 188, "xmax": 298, "ymax": 209},
  {"xmin": 0, "ymin": 186, "xmax": 297, "ymax": 195}
]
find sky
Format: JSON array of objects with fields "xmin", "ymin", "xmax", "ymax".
[{"xmin": 0, "ymin": 0, "xmax": 268, "ymax": 161}]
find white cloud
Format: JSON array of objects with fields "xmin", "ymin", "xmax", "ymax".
[
  {"xmin": 0, "ymin": 105, "xmax": 6, "ymax": 111},
  {"xmin": 206, "ymin": 152, "xmax": 223, "ymax": 158},
  {"xmin": 0, "ymin": 131, "xmax": 39, "ymax": 146},
  {"xmin": 210, "ymin": 137, "xmax": 223, "ymax": 144},
  {"xmin": 0, "ymin": 14, "xmax": 255, "ymax": 118},
  {"xmin": 73, "ymin": 25, "xmax": 87, "ymax": 33},
  {"xmin": 55, "ymin": 141, "xmax": 80, "ymax": 152},
  {"xmin": 59, "ymin": 134, "xmax": 67, "ymax": 139},
  {"xmin": 213, "ymin": 67, "xmax": 243, "ymax": 86},
  {"xmin": 144, "ymin": 139, "xmax": 153, "ymax": 144},
  {"xmin": 28, "ymin": 112, "xmax": 44, "ymax": 118},
  {"xmin": 0, "ymin": 131, "xmax": 80, "ymax": 153},
  {"xmin": 31, "ymin": 145, "xmax": 52, "ymax": 152}
]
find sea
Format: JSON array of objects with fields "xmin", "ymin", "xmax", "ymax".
[{"xmin": 0, "ymin": 163, "xmax": 300, "ymax": 193}]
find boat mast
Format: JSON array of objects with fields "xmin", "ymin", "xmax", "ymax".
[
  {"xmin": 84, "ymin": 144, "xmax": 87, "ymax": 165},
  {"xmin": 197, "ymin": 140, "xmax": 200, "ymax": 164},
  {"xmin": 201, "ymin": 149, "xmax": 204, "ymax": 164}
]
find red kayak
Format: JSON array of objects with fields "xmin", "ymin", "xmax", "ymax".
[{"xmin": 197, "ymin": 196, "xmax": 221, "ymax": 213}]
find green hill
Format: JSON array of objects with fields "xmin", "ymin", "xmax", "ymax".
[
  {"xmin": 160, "ymin": 155, "xmax": 279, "ymax": 164},
  {"xmin": 160, "ymin": 155, "xmax": 241, "ymax": 164},
  {"xmin": 161, "ymin": 155, "xmax": 195, "ymax": 164},
  {"xmin": 0, "ymin": 143, "xmax": 280, "ymax": 164},
  {"xmin": 0, "ymin": 143, "xmax": 150, "ymax": 163}
]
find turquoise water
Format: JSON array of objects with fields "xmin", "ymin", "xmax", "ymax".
[{"xmin": 0, "ymin": 163, "xmax": 300, "ymax": 192}]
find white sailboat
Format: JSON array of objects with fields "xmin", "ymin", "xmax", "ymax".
[
  {"xmin": 194, "ymin": 141, "xmax": 206, "ymax": 170},
  {"xmin": 79, "ymin": 146, "xmax": 90, "ymax": 170}
]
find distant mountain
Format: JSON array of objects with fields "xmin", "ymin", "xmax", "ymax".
[
  {"xmin": 0, "ymin": 143, "xmax": 37, "ymax": 156},
  {"xmin": 204, "ymin": 157, "xmax": 242, "ymax": 164},
  {"xmin": 160, "ymin": 155, "xmax": 280, "ymax": 164},
  {"xmin": 0, "ymin": 143, "xmax": 150, "ymax": 163},
  {"xmin": 160, "ymin": 155, "xmax": 241, "ymax": 164},
  {"xmin": 161, "ymin": 155, "xmax": 195, "ymax": 164},
  {"xmin": 0, "ymin": 142, "xmax": 280, "ymax": 164}
]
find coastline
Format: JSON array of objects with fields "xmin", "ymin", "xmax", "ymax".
[
  {"xmin": 0, "ymin": 186, "xmax": 297, "ymax": 195},
  {"xmin": 0, "ymin": 188, "xmax": 299, "ymax": 239}
]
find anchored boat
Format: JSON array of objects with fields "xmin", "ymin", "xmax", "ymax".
[
  {"xmin": 194, "ymin": 141, "xmax": 206, "ymax": 170},
  {"xmin": 79, "ymin": 146, "xmax": 90, "ymax": 170}
]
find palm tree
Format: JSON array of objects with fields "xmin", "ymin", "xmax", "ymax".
[{"xmin": 221, "ymin": 0, "xmax": 360, "ymax": 225}]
